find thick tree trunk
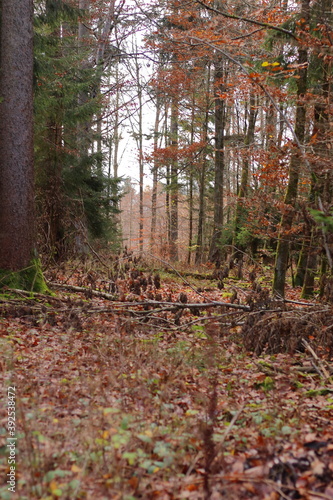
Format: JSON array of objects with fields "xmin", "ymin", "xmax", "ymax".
[{"xmin": 0, "ymin": 0, "xmax": 35, "ymax": 270}]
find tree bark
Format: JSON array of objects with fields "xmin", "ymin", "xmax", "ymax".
[
  {"xmin": 272, "ymin": 0, "xmax": 309, "ymax": 297},
  {"xmin": 0, "ymin": 0, "xmax": 35, "ymax": 270},
  {"xmin": 209, "ymin": 56, "xmax": 226, "ymax": 266},
  {"xmin": 169, "ymin": 95, "xmax": 179, "ymax": 261},
  {"xmin": 301, "ymin": 228, "xmax": 318, "ymax": 298},
  {"xmin": 233, "ymin": 91, "xmax": 256, "ymax": 256},
  {"xmin": 151, "ymin": 93, "xmax": 161, "ymax": 250}
]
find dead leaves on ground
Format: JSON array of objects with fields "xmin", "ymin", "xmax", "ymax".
[{"xmin": 0, "ymin": 262, "xmax": 333, "ymax": 499}]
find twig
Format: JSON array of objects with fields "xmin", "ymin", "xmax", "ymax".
[
  {"xmin": 186, "ymin": 404, "xmax": 245, "ymax": 478},
  {"xmin": 318, "ymin": 197, "xmax": 333, "ymax": 269},
  {"xmin": 195, "ymin": 0, "xmax": 297, "ymax": 39},
  {"xmin": 302, "ymin": 338, "xmax": 331, "ymax": 379},
  {"xmin": 283, "ymin": 298, "xmax": 316, "ymax": 306},
  {"xmin": 214, "ymin": 403, "xmax": 245, "ymax": 456},
  {"xmin": 77, "ymin": 220, "xmax": 111, "ymax": 271},
  {"xmin": 49, "ymin": 282, "xmax": 117, "ymax": 300}
]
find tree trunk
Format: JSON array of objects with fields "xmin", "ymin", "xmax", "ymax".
[
  {"xmin": 195, "ymin": 164, "xmax": 206, "ymax": 264},
  {"xmin": 295, "ymin": 241, "xmax": 308, "ymax": 287},
  {"xmin": 77, "ymin": 0, "xmax": 91, "ymax": 155},
  {"xmin": 0, "ymin": 0, "xmax": 35, "ymax": 271},
  {"xmin": 187, "ymin": 96, "xmax": 195, "ymax": 265},
  {"xmin": 44, "ymin": 120, "xmax": 65, "ymax": 260},
  {"xmin": 272, "ymin": 0, "xmax": 309, "ymax": 297},
  {"xmin": 188, "ymin": 169, "xmax": 194, "ymax": 265},
  {"xmin": 150, "ymin": 91, "xmax": 162, "ymax": 247},
  {"xmin": 233, "ymin": 91, "xmax": 256, "ymax": 256},
  {"xmin": 209, "ymin": 56, "xmax": 226, "ymax": 266},
  {"xmin": 169, "ymin": 95, "xmax": 179, "ymax": 261},
  {"xmin": 136, "ymin": 63, "xmax": 144, "ymax": 253},
  {"xmin": 301, "ymin": 228, "xmax": 318, "ymax": 298}
]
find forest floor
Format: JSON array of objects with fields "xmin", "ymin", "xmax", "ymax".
[{"xmin": 1, "ymin": 255, "xmax": 333, "ymax": 500}]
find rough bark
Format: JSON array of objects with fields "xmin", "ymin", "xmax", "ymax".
[{"xmin": 0, "ymin": 0, "xmax": 35, "ymax": 270}]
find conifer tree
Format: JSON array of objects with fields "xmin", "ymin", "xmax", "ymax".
[{"xmin": 34, "ymin": 0, "xmax": 121, "ymax": 259}]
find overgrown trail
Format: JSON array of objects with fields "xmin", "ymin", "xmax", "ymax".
[{"xmin": 1, "ymin": 259, "xmax": 333, "ymax": 500}]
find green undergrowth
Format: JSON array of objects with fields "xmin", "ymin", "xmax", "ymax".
[{"xmin": 0, "ymin": 259, "xmax": 49, "ymax": 293}]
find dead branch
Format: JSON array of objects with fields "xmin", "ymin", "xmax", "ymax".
[
  {"xmin": 195, "ymin": 0, "xmax": 297, "ymax": 39},
  {"xmin": 302, "ymin": 338, "xmax": 331, "ymax": 379},
  {"xmin": 49, "ymin": 281, "xmax": 251, "ymax": 310},
  {"xmin": 49, "ymin": 282, "xmax": 117, "ymax": 300}
]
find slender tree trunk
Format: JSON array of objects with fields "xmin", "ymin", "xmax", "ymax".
[
  {"xmin": 301, "ymin": 228, "xmax": 318, "ymax": 298},
  {"xmin": 195, "ymin": 166, "xmax": 206, "ymax": 264},
  {"xmin": 272, "ymin": 0, "xmax": 309, "ymax": 297},
  {"xmin": 187, "ymin": 97, "xmax": 195, "ymax": 265},
  {"xmin": 209, "ymin": 56, "xmax": 226, "ymax": 266},
  {"xmin": 233, "ymin": 91, "xmax": 256, "ymax": 255},
  {"xmin": 151, "ymin": 93, "xmax": 162, "ymax": 249},
  {"xmin": 301, "ymin": 0, "xmax": 332, "ymax": 293},
  {"xmin": 169, "ymin": 95, "xmax": 179, "ymax": 261},
  {"xmin": 166, "ymin": 167, "xmax": 171, "ymax": 245},
  {"xmin": 108, "ymin": 65, "xmax": 121, "ymax": 217},
  {"xmin": 44, "ymin": 120, "xmax": 65, "ymax": 259},
  {"xmin": 188, "ymin": 170, "xmax": 194, "ymax": 264},
  {"xmin": 295, "ymin": 240, "xmax": 308, "ymax": 287},
  {"xmin": 195, "ymin": 63, "xmax": 211, "ymax": 264},
  {"xmin": 0, "ymin": 0, "xmax": 35, "ymax": 270},
  {"xmin": 77, "ymin": 0, "xmax": 91, "ymax": 155},
  {"xmin": 136, "ymin": 64, "xmax": 144, "ymax": 253},
  {"xmin": 113, "ymin": 72, "xmax": 120, "ymax": 180}
]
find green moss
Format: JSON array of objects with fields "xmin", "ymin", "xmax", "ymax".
[{"xmin": 0, "ymin": 259, "xmax": 49, "ymax": 293}]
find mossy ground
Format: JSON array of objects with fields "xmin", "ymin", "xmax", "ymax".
[{"xmin": 0, "ymin": 259, "xmax": 49, "ymax": 293}]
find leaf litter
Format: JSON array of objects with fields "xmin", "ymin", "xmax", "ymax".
[{"xmin": 0, "ymin": 257, "xmax": 333, "ymax": 499}]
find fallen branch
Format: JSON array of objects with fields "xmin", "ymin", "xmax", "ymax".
[
  {"xmin": 49, "ymin": 282, "xmax": 251, "ymax": 310},
  {"xmin": 49, "ymin": 282, "xmax": 117, "ymax": 300},
  {"xmin": 302, "ymin": 338, "xmax": 331, "ymax": 379},
  {"xmin": 7, "ymin": 288, "xmax": 62, "ymax": 301}
]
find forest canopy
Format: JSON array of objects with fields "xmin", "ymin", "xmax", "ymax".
[
  {"xmin": 1, "ymin": 2, "xmax": 333, "ymax": 499},
  {"xmin": 0, "ymin": 0, "xmax": 332, "ymax": 299}
]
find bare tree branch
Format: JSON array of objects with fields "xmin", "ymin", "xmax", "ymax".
[{"xmin": 196, "ymin": 0, "xmax": 297, "ymax": 40}]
